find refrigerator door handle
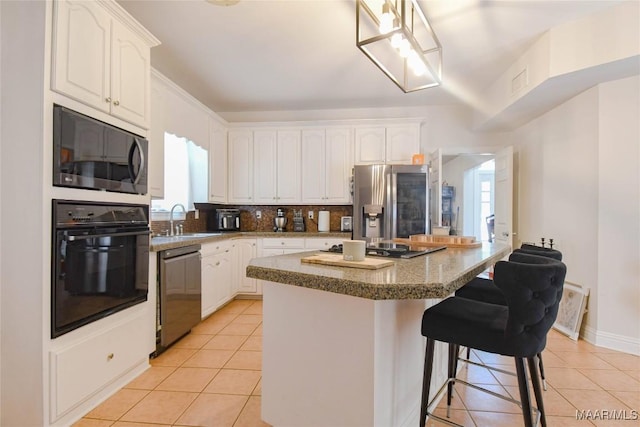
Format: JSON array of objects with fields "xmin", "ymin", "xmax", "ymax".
[{"xmin": 389, "ymin": 170, "xmax": 398, "ymax": 240}]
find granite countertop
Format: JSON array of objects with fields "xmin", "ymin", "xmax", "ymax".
[
  {"xmin": 150, "ymin": 231, "xmax": 351, "ymax": 252},
  {"xmin": 246, "ymin": 243, "xmax": 511, "ymax": 300}
]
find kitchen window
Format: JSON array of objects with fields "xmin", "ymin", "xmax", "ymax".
[{"xmin": 151, "ymin": 132, "xmax": 208, "ymax": 219}]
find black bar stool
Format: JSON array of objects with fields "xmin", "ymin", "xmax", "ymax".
[
  {"xmin": 455, "ymin": 245, "xmax": 563, "ymax": 389},
  {"xmin": 420, "ymin": 253, "xmax": 567, "ymax": 427}
]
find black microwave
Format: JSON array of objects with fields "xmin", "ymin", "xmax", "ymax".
[{"xmin": 53, "ymin": 105, "xmax": 148, "ymax": 194}]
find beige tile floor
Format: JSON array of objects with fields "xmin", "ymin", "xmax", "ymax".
[{"xmin": 75, "ymin": 298, "xmax": 639, "ymax": 427}]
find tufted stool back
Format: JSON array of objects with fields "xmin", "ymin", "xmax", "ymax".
[
  {"xmin": 516, "ymin": 244, "xmax": 563, "ymax": 261},
  {"xmin": 494, "ymin": 253, "xmax": 567, "ymax": 357}
]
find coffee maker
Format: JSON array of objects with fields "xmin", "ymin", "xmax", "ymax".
[{"xmin": 274, "ymin": 207, "xmax": 287, "ymax": 232}]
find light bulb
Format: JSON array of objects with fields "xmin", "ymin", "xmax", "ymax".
[
  {"xmin": 391, "ymin": 33, "xmax": 403, "ymax": 49},
  {"xmin": 379, "ymin": 3, "xmax": 393, "ymax": 34},
  {"xmin": 379, "ymin": 13, "xmax": 393, "ymax": 34},
  {"xmin": 399, "ymin": 39, "xmax": 411, "ymax": 58},
  {"xmin": 408, "ymin": 51, "xmax": 426, "ymax": 76}
]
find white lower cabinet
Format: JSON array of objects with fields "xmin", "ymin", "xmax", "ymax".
[
  {"xmin": 259, "ymin": 237, "xmax": 306, "ymax": 256},
  {"xmin": 201, "ymin": 240, "xmax": 235, "ymax": 318},
  {"xmin": 49, "ymin": 312, "xmax": 149, "ymax": 421},
  {"xmin": 235, "ymin": 238, "xmax": 259, "ymax": 295},
  {"xmin": 304, "ymin": 237, "xmax": 345, "ymax": 251}
]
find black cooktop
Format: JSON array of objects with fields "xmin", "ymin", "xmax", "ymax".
[{"xmin": 325, "ymin": 242, "xmax": 446, "ymax": 259}]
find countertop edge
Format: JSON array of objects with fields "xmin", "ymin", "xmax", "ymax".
[
  {"xmin": 246, "ymin": 246, "xmax": 510, "ymax": 300},
  {"xmin": 150, "ymin": 231, "xmax": 352, "ymax": 252}
]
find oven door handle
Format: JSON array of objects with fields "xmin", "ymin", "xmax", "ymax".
[{"xmin": 65, "ymin": 230, "xmax": 150, "ymax": 241}]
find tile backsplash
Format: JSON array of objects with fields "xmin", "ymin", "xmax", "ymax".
[{"xmin": 151, "ymin": 205, "xmax": 353, "ymax": 235}]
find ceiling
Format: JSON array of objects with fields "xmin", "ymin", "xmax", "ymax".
[{"xmin": 118, "ymin": 0, "xmax": 620, "ymax": 120}]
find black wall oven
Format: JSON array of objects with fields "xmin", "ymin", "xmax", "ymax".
[
  {"xmin": 52, "ymin": 200, "xmax": 150, "ymax": 338},
  {"xmin": 53, "ymin": 104, "xmax": 148, "ymax": 194}
]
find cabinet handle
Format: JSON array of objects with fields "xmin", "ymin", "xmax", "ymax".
[
  {"xmin": 216, "ymin": 261, "xmax": 220, "ymax": 266},
  {"xmin": 105, "ymin": 97, "xmax": 111, "ymax": 103},
  {"xmin": 281, "ymin": 242, "xmax": 285, "ymax": 245},
  {"xmin": 107, "ymin": 353, "xmax": 114, "ymax": 361},
  {"xmin": 113, "ymin": 100, "xmax": 120, "ymax": 106}
]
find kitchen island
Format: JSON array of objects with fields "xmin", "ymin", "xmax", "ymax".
[{"xmin": 247, "ymin": 243, "xmax": 510, "ymax": 427}]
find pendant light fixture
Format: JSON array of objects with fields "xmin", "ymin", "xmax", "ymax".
[{"xmin": 356, "ymin": 0, "xmax": 442, "ymax": 93}]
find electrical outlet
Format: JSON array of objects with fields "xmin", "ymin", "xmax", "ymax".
[
  {"xmin": 308, "ymin": 211, "xmax": 314, "ymax": 219},
  {"xmin": 256, "ymin": 210, "xmax": 262, "ymax": 219},
  {"xmin": 194, "ymin": 209, "xmax": 199, "ymax": 220}
]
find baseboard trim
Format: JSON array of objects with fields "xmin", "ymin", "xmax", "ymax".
[{"xmin": 582, "ymin": 325, "xmax": 640, "ymax": 355}]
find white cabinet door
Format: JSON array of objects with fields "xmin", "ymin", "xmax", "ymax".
[
  {"xmin": 276, "ymin": 130, "xmax": 301, "ymax": 203},
  {"xmin": 201, "ymin": 241, "xmax": 235, "ymax": 318},
  {"xmin": 52, "ymin": 0, "xmax": 111, "ymax": 114},
  {"xmin": 209, "ymin": 120, "xmax": 227, "ymax": 203},
  {"xmin": 324, "ymin": 128, "xmax": 353, "ymax": 203},
  {"xmin": 236, "ymin": 239, "xmax": 258, "ymax": 294},
  {"xmin": 386, "ymin": 124, "xmax": 420, "ymax": 164},
  {"xmin": 253, "ymin": 130, "xmax": 301, "ymax": 204},
  {"xmin": 52, "ymin": 0, "xmax": 153, "ymax": 129},
  {"xmin": 354, "ymin": 127, "xmax": 386, "ymax": 165},
  {"xmin": 302, "ymin": 128, "xmax": 352, "ymax": 204},
  {"xmin": 110, "ymin": 19, "xmax": 150, "ymax": 128},
  {"xmin": 253, "ymin": 130, "xmax": 277, "ymax": 204},
  {"xmin": 213, "ymin": 249, "xmax": 234, "ymax": 309},
  {"xmin": 228, "ymin": 130, "xmax": 254, "ymax": 203},
  {"xmin": 201, "ymin": 251, "xmax": 217, "ymax": 318},
  {"xmin": 301, "ymin": 129, "xmax": 326, "ymax": 203}
]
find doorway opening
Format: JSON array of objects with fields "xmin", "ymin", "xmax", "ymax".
[{"xmin": 463, "ymin": 159, "xmax": 495, "ymax": 241}]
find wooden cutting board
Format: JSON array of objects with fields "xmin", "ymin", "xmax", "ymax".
[{"xmin": 301, "ymin": 253, "xmax": 394, "ymax": 270}]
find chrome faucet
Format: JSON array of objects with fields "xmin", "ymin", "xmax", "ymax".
[{"xmin": 169, "ymin": 203, "xmax": 186, "ymax": 236}]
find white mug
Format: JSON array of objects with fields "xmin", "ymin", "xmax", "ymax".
[{"xmin": 343, "ymin": 240, "xmax": 366, "ymax": 262}]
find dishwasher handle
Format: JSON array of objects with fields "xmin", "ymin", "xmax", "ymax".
[{"xmin": 160, "ymin": 244, "xmax": 201, "ymax": 259}]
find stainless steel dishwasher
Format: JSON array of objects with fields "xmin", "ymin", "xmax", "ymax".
[{"xmin": 156, "ymin": 244, "xmax": 201, "ymax": 354}]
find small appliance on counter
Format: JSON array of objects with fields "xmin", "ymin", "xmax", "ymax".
[
  {"xmin": 293, "ymin": 209, "xmax": 305, "ymax": 232},
  {"xmin": 274, "ymin": 207, "xmax": 287, "ymax": 232},
  {"xmin": 209, "ymin": 208, "xmax": 241, "ymax": 231},
  {"xmin": 341, "ymin": 216, "xmax": 353, "ymax": 232},
  {"xmin": 318, "ymin": 210, "xmax": 330, "ymax": 232}
]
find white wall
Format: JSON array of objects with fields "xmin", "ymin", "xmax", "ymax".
[
  {"xmin": 512, "ymin": 76, "xmax": 640, "ymax": 354},
  {"xmin": 0, "ymin": 1, "xmax": 47, "ymax": 424},
  {"xmin": 596, "ymin": 75, "xmax": 640, "ymax": 352}
]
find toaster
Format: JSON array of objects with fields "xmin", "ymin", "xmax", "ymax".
[{"xmin": 209, "ymin": 208, "xmax": 241, "ymax": 231}]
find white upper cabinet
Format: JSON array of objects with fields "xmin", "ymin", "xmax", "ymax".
[
  {"xmin": 252, "ymin": 130, "xmax": 277, "ymax": 204},
  {"xmin": 354, "ymin": 127, "xmax": 386, "ymax": 164},
  {"xmin": 209, "ymin": 119, "xmax": 227, "ymax": 203},
  {"xmin": 253, "ymin": 130, "xmax": 301, "ymax": 204},
  {"xmin": 228, "ymin": 130, "xmax": 254, "ymax": 203},
  {"xmin": 302, "ymin": 128, "xmax": 353, "ymax": 204},
  {"xmin": 354, "ymin": 123, "xmax": 421, "ymax": 165},
  {"xmin": 275, "ymin": 130, "xmax": 302, "ymax": 203},
  {"xmin": 385, "ymin": 124, "xmax": 420, "ymax": 164},
  {"xmin": 51, "ymin": 0, "xmax": 159, "ymax": 129}
]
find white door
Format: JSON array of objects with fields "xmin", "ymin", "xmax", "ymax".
[
  {"xmin": 429, "ymin": 148, "xmax": 442, "ymax": 230},
  {"xmin": 493, "ymin": 146, "xmax": 514, "ymax": 250}
]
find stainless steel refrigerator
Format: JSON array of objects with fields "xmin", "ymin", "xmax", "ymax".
[{"xmin": 352, "ymin": 164, "xmax": 431, "ymax": 242}]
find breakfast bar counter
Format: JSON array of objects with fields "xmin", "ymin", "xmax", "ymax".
[{"xmin": 247, "ymin": 243, "xmax": 510, "ymax": 427}]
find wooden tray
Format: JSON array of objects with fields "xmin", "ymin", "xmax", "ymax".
[
  {"xmin": 394, "ymin": 235, "xmax": 482, "ymax": 248},
  {"xmin": 301, "ymin": 253, "xmax": 394, "ymax": 270}
]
